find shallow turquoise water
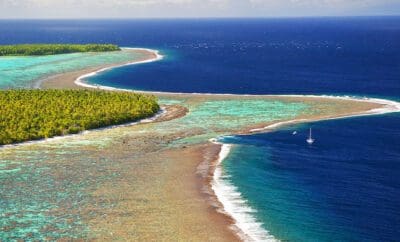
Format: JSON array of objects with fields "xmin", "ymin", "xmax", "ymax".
[
  {"xmin": 2, "ymin": 18, "xmax": 399, "ymax": 241},
  {"xmin": 0, "ymin": 93, "xmax": 310, "ymax": 240},
  {"xmin": 0, "ymin": 46, "xmax": 339, "ymax": 241},
  {"xmin": 157, "ymin": 98, "xmax": 308, "ymax": 146},
  {"xmin": 0, "ymin": 143, "xmax": 126, "ymax": 240},
  {"xmin": 0, "ymin": 50, "xmax": 146, "ymax": 88}
]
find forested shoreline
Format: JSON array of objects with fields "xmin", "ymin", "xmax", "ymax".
[
  {"xmin": 0, "ymin": 44, "xmax": 120, "ymax": 56},
  {"xmin": 0, "ymin": 90, "xmax": 159, "ymax": 145}
]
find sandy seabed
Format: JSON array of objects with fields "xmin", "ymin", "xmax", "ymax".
[{"xmin": 17, "ymin": 48, "xmax": 398, "ymax": 241}]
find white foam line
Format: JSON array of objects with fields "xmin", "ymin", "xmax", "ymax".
[
  {"xmin": 73, "ymin": 51, "xmax": 400, "ymax": 121},
  {"xmin": 282, "ymin": 95, "xmax": 400, "ymax": 115},
  {"xmin": 74, "ymin": 47, "xmax": 164, "ymax": 90},
  {"xmin": 250, "ymin": 119, "xmax": 308, "ymax": 133},
  {"xmin": 209, "ymin": 96, "xmax": 400, "ymax": 241},
  {"xmin": 249, "ymin": 96, "xmax": 400, "ymax": 133},
  {"xmin": 3, "ymin": 49, "xmax": 164, "ymax": 149},
  {"xmin": 53, "ymin": 47, "xmax": 400, "ymax": 242},
  {"xmin": 0, "ymin": 108, "xmax": 166, "ymax": 150},
  {"xmin": 75, "ymin": 47, "xmax": 400, "ymax": 242},
  {"xmin": 210, "ymin": 139, "xmax": 278, "ymax": 242},
  {"xmin": 74, "ymin": 48, "xmax": 400, "ymax": 118}
]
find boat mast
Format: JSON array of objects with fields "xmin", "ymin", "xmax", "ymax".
[{"xmin": 307, "ymin": 128, "xmax": 314, "ymax": 144}]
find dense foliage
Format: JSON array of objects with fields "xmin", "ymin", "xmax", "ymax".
[
  {"xmin": 0, "ymin": 90, "xmax": 159, "ymax": 145},
  {"xmin": 0, "ymin": 44, "xmax": 121, "ymax": 56}
]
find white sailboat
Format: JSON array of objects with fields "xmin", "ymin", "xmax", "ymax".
[{"xmin": 307, "ymin": 128, "xmax": 315, "ymax": 144}]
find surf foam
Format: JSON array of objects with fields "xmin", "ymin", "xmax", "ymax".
[
  {"xmin": 211, "ymin": 140, "xmax": 278, "ymax": 242},
  {"xmin": 73, "ymin": 48, "xmax": 400, "ymax": 242},
  {"xmin": 249, "ymin": 96, "xmax": 400, "ymax": 133},
  {"xmin": 75, "ymin": 48, "xmax": 164, "ymax": 90}
]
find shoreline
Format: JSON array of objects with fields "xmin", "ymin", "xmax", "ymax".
[
  {"xmin": 0, "ymin": 105, "xmax": 188, "ymax": 150},
  {"xmin": 0, "ymin": 107, "xmax": 164, "ymax": 150},
  {"xmin": 210, "ymin": 98, "xmax": 400, "ymax": 241},
  {"xmin": 74, "ymin": 48, "xmax": 164, "ymax": 89},
  {"xmin": 67, "ymin": 48, "xmax": 400, "ymax": 123},
  {"xmin": 41, "ymin": 47, "xmax": 399, "ymax": 117},
  {"xmin": 210, "ymin": 108, "xmax": 400, "ymax": 241},
  {"xmin": 37, "ymin": 47, "xmax": 400, "ymax": 241},
  {"xmin": 250, "ymin": 97, "xmax": 400, "ymax": 133},
  {"xmin": 40, "ymin": 48, "xmax": 161, "ymax": 89},
  {"xmin": 210, "ymin": 141, "xmax": 278, "ymax": 241}
]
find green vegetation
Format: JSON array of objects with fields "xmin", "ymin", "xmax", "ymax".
[
  {"xmin": 0, "ymin": 44, "xmax": 121, "ymax": 56},
  {"xmin": 0, "ymin": 90, "xmax": 159, "ymax": 145}
]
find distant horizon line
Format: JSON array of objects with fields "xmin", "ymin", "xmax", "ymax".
[{"xmin": 0, "ymin": 15, "xmax": 399, "ymax": 21}]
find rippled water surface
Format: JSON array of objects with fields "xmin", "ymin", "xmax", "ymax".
[{"xmin": 1, "ymin": 18, "xmax": 399, "ymax": 241}]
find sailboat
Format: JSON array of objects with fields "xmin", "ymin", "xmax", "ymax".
[{"xmin": 307, "ymin": 128, "xmax": 315, "ymax": 144}]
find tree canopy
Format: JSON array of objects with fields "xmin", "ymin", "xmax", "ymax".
[
  {"xmin": 0, "ymin": 44, "xmax": 121, "ymax": 56},
  {"xmin": 0, "ymin": 90, "xmax": 159, "ymax": 145}
]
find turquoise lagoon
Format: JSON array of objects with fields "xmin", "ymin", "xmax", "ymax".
[
  {"xmin": 0, "ymin": 50, "xmax": 148, "ymax": 88},
  {"xmin": 0, "ymin": 53, "xmax": 313, "ymax": 240}
]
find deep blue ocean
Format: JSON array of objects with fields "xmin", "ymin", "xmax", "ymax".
[{"xmin": 1, "ymin": 18, "xmax": 399, "ymax": 241}]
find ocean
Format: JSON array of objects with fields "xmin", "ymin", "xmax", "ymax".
[
  {"xmin": 1, "ymin": 17, "xmax": 399, "ymax": 241},
  {"xmin": 219, "ymin": 113, "xmax": 400, "ymax": 241}
]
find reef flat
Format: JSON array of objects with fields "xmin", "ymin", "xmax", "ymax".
[{"xmin": 1, "ymin": 48, "xmax": 397, "ymax": 241}]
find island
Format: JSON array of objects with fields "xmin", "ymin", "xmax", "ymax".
[
  {"xmin": 0, "ymin": 90, "xmax": 159, "ymax": 145},
  {"xmin": 0, "ymin": 44, "xmax": 120, "ymax": 56},
  {"xmin": 1, "ymin": 46, "xmax": 399, "ymax": 241}
]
